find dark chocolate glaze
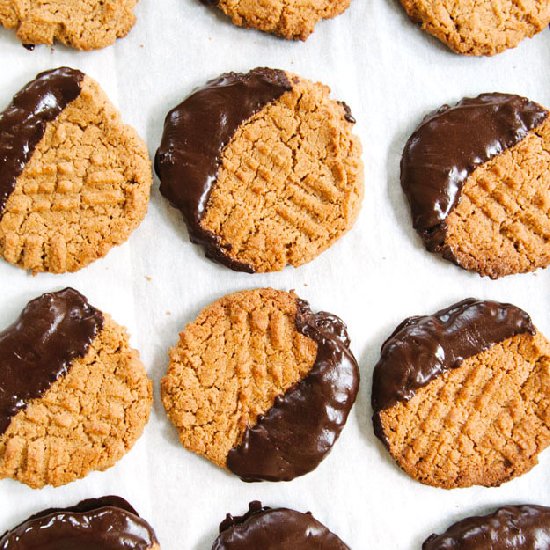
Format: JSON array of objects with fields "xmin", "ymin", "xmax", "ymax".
[
  {"xmin": 372, "ymin": 299, "xmax": 535, "ymax": 445},
  {"xmin": 401, "ymin": 93, "xmax": 548, "ymax": 252},
  {"xmin": 0, "ymin": 67, "xmax": 83, "ymax": 216},
  {"xmin": 0, "ymin": 496, "xmax": 159, "ymax": 549},
  {"xmin": 22, "ymin": 44, "xmax": 35, "ymax": 51},
  {"xmin": 213, "ymin": 500, "xmax": 349, "ymax": 549},
  {"xmin": 0, "ymin": 287, "xmax": 103, "ymax": 436},
  {"xmin": 227, "ymin": 299, "xmax": 359, "ymax": 482},
  {"xmin": 423, "ymin": 505, "xmax": 550, "ymax": 550},
  {"xmin": 154, "ymin": 67, "xmax": 292, "ymax": 272}
]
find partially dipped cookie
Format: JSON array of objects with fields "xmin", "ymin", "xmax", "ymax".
[
  {"xmin": 0, "ymin": 67, "xmax": 151, "ymax": 274},
  {"xmin": 200, "ymin": 0, "xmax": 351, "ymax": 40},
  {"xmin": 212, "ymin": 501, "xmax": 349, "ymax": 549},
  {"xmin": 0, "ymin": 0, "xmax": 140, "ymax": 50},
  {"xmin": 423, "ymin": 505, "xmax": 550, "ymax": 549},
  {"xmin": 161, "ymin": 288, "xmax": 359, "ymax": 482},
  {"xmin": 0, "ymin": 496, "xmax": 160, "ymax": 549},
  {"xmin": 155, "ymin": 68, "xmax": 363, "ymax": 273},
  {"xmin": 401, "ymin": 93, "xmax": 549, "ymax": 279},
  {"xmin": 0, "ymin": 288, "xmax": 153, "ymax": 488},
  {"xmin": 372, "ymin": 299, "xmax": 550, "ymax": 489}
]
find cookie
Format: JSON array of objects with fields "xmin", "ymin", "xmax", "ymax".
[
  {"xmin": 155, "ymin": 67, "xmax": 363, "ymax": 273},
  {"xmin": 401, "ymin": 93, "xmax": 549, "ymax": 279},
  {"xmin": 0, "ymin": 0, "xmax": 139, "ymax": 50},
  {"xmin": 399, "ymin": 0, "xmax": 550, "ymax": 55},
  {"xmin": 371, "ymin": 299, "xmax": 550, "ymax": 489},
  {"xmin": 0, "ymin": 67, "xmax": 152, "ymax": 274},
  {"xmin": 0, "ymin": 288, "xmax": 153, "ymax": 489},
  {"xmin": 161, "ymin": 288, "xmax": 359, "ymax": 482},
  {"xmin": 0, "ymin": 496, "xmax": 160, "ymax": 549},
  {"xmin": 200, "ymin": 0, "xmax": 350, "ymax": 40},
  {"xmin": 423, "ymin": 505, "xmax": 550, "ymax": 549},
  {"xmin": 212, "ymin": 500, "xmax": 349, "ymax": 549}
]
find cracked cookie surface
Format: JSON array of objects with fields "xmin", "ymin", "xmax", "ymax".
[
  {"xmin": 400, "ymin": 0, "xmax": 550, "ymax": 55},
  {"xmin": 0, "ymin": 69, "xmax": 151, "ymax": 274},
  {"xmin": 0, "ymin": 0, "xmax": 139, "ymax": 50},
  {"xmin": 203, "ymin": 0, "xmax": 350, "ymax": 40}
]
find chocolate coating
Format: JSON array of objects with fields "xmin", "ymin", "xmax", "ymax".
[
  {"xmin": 423, "ymin": 505, "xmax": 550, "ymax": 549},
  {"xmin": 227, "ymin": 299, "xmax": 359, "ymax": 482},
  {"xmin": 372, "ymin": 299, "xmax": 535, "ymax": 444},
  {"xmin": 0, "ymin": 67, "xmax": 83, "ymax": 216},
  {"xmin": 213, "ymin": 501, "xmax": 349, "ymax": 549},
  {"xmin": 0, "ymin": 496, "xmax": 159, "ymax": 549},
  {"xmin": 401, "ymin": 93, "xmax": 548, "ymax": 252},
  {"xmin": 0, "ymin": 287, "xmax": 103, "ymax": 436},
  {"xmin": 155, "ymin": 67, "xmax": 292, "ymax": 272}
]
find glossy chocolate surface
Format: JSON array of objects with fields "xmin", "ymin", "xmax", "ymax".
[
  {"xmin": 423, "ymin": 505, "xmax": 550, "ymax": 549},
  {"xmin": 212, "ymin": 501, "xmax": 349, "ymax": 549},
  {"xmin": 401, "ymin": 93, "xmax": 548, "ymax": 252},
  {"xmin": 227, "ymin": 299, "xmax": 359, "ymax": 482},
  {"xmin": 371, "ymin": 299, "xmax": 535, "ymax": 443},
  {"xmin": 0, "ymin": 67, "xmax": 83, "ymax": 216},
  {"xmin": 0, "ymin": 496, "xmax": 159, "ymax": 549},
  {"xmin": 155, "ymin": 67, "xmax": 292, "ymax": 272},
  {"xmin": 0, "ymin": 287, "xmax": 103, "ymax": 435}
]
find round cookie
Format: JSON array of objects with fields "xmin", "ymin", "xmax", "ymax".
[
  {"xmin": 399, "ymin": 0, "xmax": 550, "ymax": 55},
  {"xmin": 212, "ymin": 501, "xmax": 349, "ymax": 549},
  {"xmin": 161, "ymin": 288, "xmax": 359, "ymax": 482},
  {"xmin": 0, "ymin": 67, "xmax": 151, "ymax": 274},
  {"xmin": 0, "ymin": 0, "xmax": 139, "ymax": 50},
  {"xmin": 155, "ymin": 67, "xmax": 363, "ymax": 273},
  {"xmin": 0, "ymin": 496, "xmax": 160, "ymax": 549},
  {"xmin": 0, "ymin": 288, "xmax": 153, "ymax": 489},
  {"xmin": 423, "ymin": 505, "xmax": 550, "ymax": 549},
  {"xmin": 371, "ymin": 299, "xmax": 550, "ymax": 489},
  {"xmin": 401, "ymin": 93, "xmax": 549, "ymax": 279},
  {"xmin": 200, "ymin": 0, "xmax": 350, "ymax": 40}
]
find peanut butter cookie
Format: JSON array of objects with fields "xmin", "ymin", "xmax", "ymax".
[
  {"xmin": 156, "ymin": 68, "xmax": 363, "ymax": 273},
  {"xmin": 161, "ymin": 288, "xmax": 359, "ymax": 482},
  {"xmin": 0, "ymin": 288, "xmax": 153, "ymax": 489},
  {"xmin": 0, "ymin": 67, "xmax": 152, "ymax": 274}
]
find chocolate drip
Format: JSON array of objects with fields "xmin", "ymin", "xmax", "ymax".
[
  {"xmin": 0, "ymin": 496, "xmax": 159, "ymax": 549},
  {"xmin": 155, "ymin": 67, "xmax": 292, "ymax": 272},
  {"xmin": 423, "ymin": 505, "xmax": 550, "ymax": 549},
  {"xmin": 0, "ymin": 67, "xmax": 83, "ymax": 216},
  {"xmin": 0, "ymin": 287, "xmax": 103, "ymax": 435},
  {"xmin": 401, "ymin": 93, "xmax": 548, "ymax": 251},
  {"xmin": 213, "ymin": 501, "xmax": 349, "ymax": 549},
  {"xmin": 371, "ymin": 299, "xmax": 535, "ymax": 443},
  {"xmin": 227, "ymin": 299, "xmax": 359, "ymax": 482}
]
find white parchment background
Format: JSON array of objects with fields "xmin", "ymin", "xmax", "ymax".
[{"xmin": 0, "ymin": 0, "xmax": 549, "ymax": 547}]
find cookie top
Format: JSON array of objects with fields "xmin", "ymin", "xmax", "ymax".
[
  {"xmin": 399, "ymin": 0, "xmax": 550, "ymax": 55},
  {"xmin": 401, "ymin": 93, "xmax": 549, "ymax": 278},
  {"xmin": 212, "ymin": 501, "xmax": 349, "ymax": 549},
  {"xmin": 0, "ymin": 0, "xmax": 139, "ymax": 50},
  {"xmin": 200, "ymin": 0, "xmax": 351, "ymax": 40},
  {"xmin": 0, "ymin": 67, "xmax": 151, "ymax": 273},
  {"xmin": 0, "ymin": 496, "xmax": 160, "ymax": 549},
  {"xmin": 161, "ymin": 288, "xmax": 359, "ymax": 482},
  {"xmin": 0, "ymin": 288, "xmax": 153, "ymax": 488},
  {"xmin": 423, "ymin": 505, "xmax": 550, "ymax": 549},
  {"xmin": 156, "ymin": 67, "xmax": 363, "ymax": 273}
]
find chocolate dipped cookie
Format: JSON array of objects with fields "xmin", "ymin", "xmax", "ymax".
[
  {"xmin": 0, "ymin": 288, "xmax": 153, "ymax": 488},
  {"xmin": 155, "ymin": 67, "xmax": 363, "ymax": 273},
  {"xmin": 0, "ymin": 67, "xmax": 151, "ymax": 274},
  {"xmin": 402, "ymin": 93, "xmax": 549, "ymax": 278},
  {"xmin": 0, "ymin": 496, "xmax": 160, "ymax": 549},
  {"xmin": 423, "ymin": 505, "xmax": 550, "ymax": 549},
  {"xmin": 161, "ymin": 288, "xmax": 359, "ymax": 482},
  {"xmin": 212, "ymin": 501, "xmax": 349, "ymax": 549},
  {"xmin": 372, "ymin": 299, "xmax": 550, "ymax": 489}
]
